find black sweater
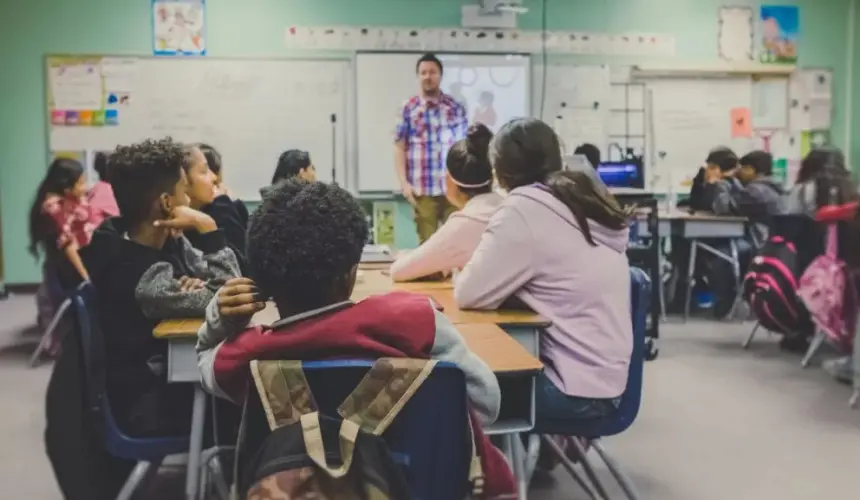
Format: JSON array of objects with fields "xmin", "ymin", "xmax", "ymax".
[{"xmin": 185, "ymin": 195, "xmax": 249, "ymax": 273}]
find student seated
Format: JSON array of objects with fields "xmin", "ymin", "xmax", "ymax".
[
  {"xmin": 782, "ymin": 147, "xmax": 855, "ymax": 215},
  {"xmin": 390, "ymin": 123, "xmax": 502, "ymax": 282},
  {"xmin": 29, "ymin": 158, "xmax": 92, "ymax": 333},
  {"xmin": 82, "ymin": 138, "xmax": 241, "ymax": 435},
  {"xmin": 45, "ymin": 138, "xmax": 241, "ymax": 499},
  {"xmin": 87, "ymin": 152, "xmax": 120, "ymax": 228},
  {"xmin": 260, "ymin": 148, "xmax": 317, "ymax": 198},
  {"xmin": 573, "ymin": 143, "xmax": 601, "ymax": 170},
  {"xmin": 454, "ymin": 118, "xmax": 633, "ymax": 426},
  {"xmin": 708, "ymin": 150, "xmax": 783, "ymax": 218},
  {"xmin": 195, "ymin": 179, "xmax": 515, "ymax": 497},
  {"xmin": 680, "ymin": 147, "xmax": 738, "ymax": 212},
  {"xmin": 184, "ymin": 143, "xmax": 249, "ymax": 272}
]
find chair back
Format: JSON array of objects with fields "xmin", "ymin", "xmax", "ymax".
[
  {"xmin": 240, "ymin": 360, "xmax": 472, "ymax": 500},
  {"xmin": 765, "ymin": 214, "xmax": 856, "ymax": 272},
  {"xmin": 71, "ymin": 282, "xmax": 188, "ymax": 460}
]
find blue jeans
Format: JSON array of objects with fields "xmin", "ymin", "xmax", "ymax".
[{"xmin": 535, "ymin": 372, "xmax": 620, "ymax": 426}]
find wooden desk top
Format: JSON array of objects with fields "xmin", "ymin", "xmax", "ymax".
[
  {"xmin": 634, "ymin": 207, "xmax": 748, "ymax": 222},
  {"xmin": 457, "ymin": 323, "xmax": 543, "ymax": 373},
  {"xmin": 154, "ymin": 271, "xmax": 549, "ymax": 338}
]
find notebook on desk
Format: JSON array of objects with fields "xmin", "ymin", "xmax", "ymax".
[{"xmin": 361, "ymin": 244, "xmax": 394, "ymax": 263}]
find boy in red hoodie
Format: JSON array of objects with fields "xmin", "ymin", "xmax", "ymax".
[{"xmin": 195, "ymin": 179, "xmax": 516, "ymax": 498}]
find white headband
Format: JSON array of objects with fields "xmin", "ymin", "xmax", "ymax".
[{"xmin": 450, "ymin": 177, "xmax": 492, "ymax": 188}]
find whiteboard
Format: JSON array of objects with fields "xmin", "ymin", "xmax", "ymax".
[
  {"xmin": 355, "ymin": 52, "xmax": 531, "ymax": 192},
  {"xmin": 533, "ymin": 63, "xmax": 612, "ymax": 157},
  {"xmin": 646, "ymin": 77, "xmax": 755, "ymax": 193},
  {"xmin": 48, "ymin": 57, "xmax": 351, "ymax": 200}
]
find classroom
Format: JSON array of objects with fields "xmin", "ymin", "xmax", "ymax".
[{"xmin": 1, "ymin": 0, "xmax": 860, "ymax": 499}]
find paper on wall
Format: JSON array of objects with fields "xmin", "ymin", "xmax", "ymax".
[
  {"xmin": 808, "ymin": 98, "xmax": 832, "ymax": 129},
  {"xmin": 751, "ymin": 77, "xmax": 788, "ymax": 129},
  {"xmin": 101, "ymin": 57, "xmax": 138, "ymax": 93},
  {"xmin": 718, "ymin": 7, "xmax": 754, "ymax": 61},
  {"xmin": 50, "ymin": 63, "xmax": 103, "ymax": 111}
]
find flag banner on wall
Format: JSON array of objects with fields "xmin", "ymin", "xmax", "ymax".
[
  {"xmin": 152, "ymin": 0, "xmax": 206, "ymax": 56},
  {"xmin": 284, "ymin": 25, "xmax": 676, "ymax": 57}
]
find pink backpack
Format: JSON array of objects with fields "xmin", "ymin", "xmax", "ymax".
[{"xmin": 797, "ymin": 224, "xmax": 853, "ymax": 349}]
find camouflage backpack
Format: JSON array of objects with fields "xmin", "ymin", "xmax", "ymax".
[{"xmin": 236, "ymin": 358, "xmax": 484, "ymax": 500}]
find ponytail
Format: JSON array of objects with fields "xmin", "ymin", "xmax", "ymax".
[{"xmin": 544, "ymin": 170, "xmax": 631, "ymax": 246}]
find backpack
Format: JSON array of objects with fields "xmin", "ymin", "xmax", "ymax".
[
  {"xmin": 742, "ymin": 235, "xmax": 812, "ymax": 335},
  {"xmin": 236, "ymin": 358, "xmax": 484, "ymax": 500},
  {"xmin": 797, "ymin": 224, "xmax": 855, "ymax": 349}
]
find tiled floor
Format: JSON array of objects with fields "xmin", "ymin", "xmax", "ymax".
[{"xmin": 1, "ymin": 292, "xmax": 858, "ymax": 499}]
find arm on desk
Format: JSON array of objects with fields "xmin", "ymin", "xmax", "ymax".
[
  {"xmin": 454, "ymin": 204, "xmax": 534, "ymax": 309},
  {"xmin": 196, "ymin": 292, "xmax": 258, "ymax": 401},
  {"xmin": 430, "ymin": 306, "xmax": 501, "ymax": 425}
]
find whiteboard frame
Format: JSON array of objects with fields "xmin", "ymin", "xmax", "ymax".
[
  {"xmin": 45, "ymin": 54, "xmax": 354, "ymax": 199},
  {"xmin": 352, "ymin": 50, "xmax": 532, "ymax": 195}
]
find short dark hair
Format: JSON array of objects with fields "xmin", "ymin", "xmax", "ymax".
[
  {"xmin": 197, "ymin": 143, "xmax": 222, "ymax": 177},
  {"xmin": 705, "ymin": 147, "xmax": 738, "ymax": 172},
  {"xmin": 93, "ymin": 152, "xmax": 109, "ymax": 181},
  {"xmin": 108, "ymin": 138, "xmax": 189, "ymax": 226},
  {"xmin": 573, "ymin": 143, "xmax": 601, "ymax": 170},
  {"xmin": 739, "ymin": 150, "xmax": 773, "ymax": 176},
  {"xmin": 247, "ymin": 180, "xmax": 369, "ymax": 310},
  {"xmin": 416, "ymin": 53, "xmax": 443, "ymax": 74},
  {"xmin": 272, "ymin": 149, "xmax": 311, "ymax": 184}
]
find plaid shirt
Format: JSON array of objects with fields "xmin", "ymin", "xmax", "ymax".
[{"xmin": 394, "ymin": 93, "xmax": 468, "ymax": 197}]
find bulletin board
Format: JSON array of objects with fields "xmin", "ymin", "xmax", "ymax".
[{"xmin": 46, "ymin": 55, "xmax": 351, "ymax": 200}]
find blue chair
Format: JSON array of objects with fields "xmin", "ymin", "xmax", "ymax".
[
  {"xmin": 241, "ymin": 360, "xmax": 473, "ymax": 500},
  {"xmin": 72, "ymin": 282, "xmax": 191, "ymax": 500},
  {"xmin": 535, "ymin": 267, "xmax": 650, "ymax": 500}
]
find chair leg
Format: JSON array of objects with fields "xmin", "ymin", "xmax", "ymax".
[
  {"xmin": 541, "ymin": 435, "xmax": 598, "ymax": 500},
  {"xmin": 742, "ymin": 322, "xmax": 761, "ymax": 349},
  {"xmin": 115, "ymin": 461, "xmax": 153, "ymax": 500},
  {"xmin": 568, "ymin": 438, "xmax": 611, "ymax": 500},
  {"xmin": 591, "ymin": 440, "xmax": 642, "ymax": 500},
  {"xmin": 504, "ymin": 434, "xmax": 528, "ymax": 500},
  {"xmin": 801, "ymin": 330, "xmax": 826, "ymax": 368},
  {"xmin": 683, "ymin": 241, "xmax": 698, "ymax": 323},
  {"xmin": 523, "ymin": 434, "xmax": 541, "ymax": 486},
  {"xmin": 30, "ymin": 298, "xmax": 72, "ymax": 367}
]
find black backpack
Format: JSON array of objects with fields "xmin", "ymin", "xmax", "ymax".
[
  {"xmin": 742, "ymin": 235, "xmax": 813, "ymax": 335},
  {"xmin": 236, "ymin": 358, "xmax": 483, "ymax": 500}
]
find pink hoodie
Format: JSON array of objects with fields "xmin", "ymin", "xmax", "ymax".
[
  {"xmin": 391, "ymin": 193, "xmax": 503, "ymax": 282},
  {"xmin": 454, "ymin": 184, "xmax": 632, "ymax": 399},
  {"xmin": 87, "ymin": 180, "xmax": 119, "ymax": 227}
]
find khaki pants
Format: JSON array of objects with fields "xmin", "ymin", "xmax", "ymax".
[{"xmin": 413, "ymin": 195, "xmax": 457, "ymax": 243}]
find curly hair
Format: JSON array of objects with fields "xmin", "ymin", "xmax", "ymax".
[
  {"xmin": 108, "ymin": 137, "xmax": 190, "ymax": 226},
  {"xmin": 247, "ymin": 179, "xmax": 369, "ymax": 310}
]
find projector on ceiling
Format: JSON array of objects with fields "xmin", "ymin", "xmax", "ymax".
[
  {"xmin": 480, "ymin": 0, "xmax": 528, "ymax": 14},
  {"xmin": 462, "ymin": 0, "xmax": 526, "ymax": 29}
]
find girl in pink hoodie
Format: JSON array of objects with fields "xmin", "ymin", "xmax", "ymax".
[
  {"xmin": 455, "ymin": 118, "xmax": 634, "ymax": 427},
  {"xmin": 390, "ymin": 123, "xmax": 503, "ymax": 281}
]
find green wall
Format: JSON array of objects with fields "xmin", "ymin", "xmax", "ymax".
[{"xmin": 0, "ymin": 0, "xmax": 854, "ymax": 284}]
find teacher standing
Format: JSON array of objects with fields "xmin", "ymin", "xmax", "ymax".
[{"xmin": 394, "ymin": 53, "xmax": 469, "ymax": 243}]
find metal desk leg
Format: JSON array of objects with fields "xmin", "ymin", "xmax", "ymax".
[
  {"xmin": 684, "ymin": 240, "xmax": 699, "ymax": 322},
  {"xmin": 727, "ymin": 239, "xmax": 742, "ymax": 320},
  {"xmin": 185, "ymin": 386, "xmax": 207, "ymax": 500},
  {"xmin": 658, "ymin": 237, "xmax": 667, "ymax": 321},
  {"xmin": 505, "ymin": 434, "xmax": 528, "ymax": 500}
]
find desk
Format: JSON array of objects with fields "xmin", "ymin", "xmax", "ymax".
[
  {"xmin": 155, "ymin": 271, "xmax": 547, "ymax": 500},
  {"xmin": 637, "ymin": 211, "xmax": 747, "ymax": 322}
]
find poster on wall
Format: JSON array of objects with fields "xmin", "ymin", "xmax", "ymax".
[
  {"xmin": 759, "ymin": 5, "xmax": 798, "ymax": 64},
  {"xmin": 152, "ymin": 0, "xmax": 206, "ymax": 56}
]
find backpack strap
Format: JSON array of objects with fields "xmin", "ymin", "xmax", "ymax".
[
  {"xmin": 300, "ymin": 412, "xmax": 361, "ymax": 479},
  {"xmin": 826, "ymin": 223, "xmax": 838, "ymax": 257},
  {"xmin": 337, "ymin": 358, "xmax": 437, "ymax": 435},
  {"xmin": 466, "ymin": 411, "xmax": 485, "ymax": 497},
  {"xmin": 249, "ymin": 360, "xmax": 317, "ymax": 431}
]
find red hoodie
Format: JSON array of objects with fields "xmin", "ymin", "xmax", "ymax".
[{"xmin": 197, "ymin": 292, "xmax": 517, "ymax": 499}]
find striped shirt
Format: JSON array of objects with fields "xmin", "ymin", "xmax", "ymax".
[{"xmin": 394, "ymin": 93, "xmax": 468, "ymax": 197}]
